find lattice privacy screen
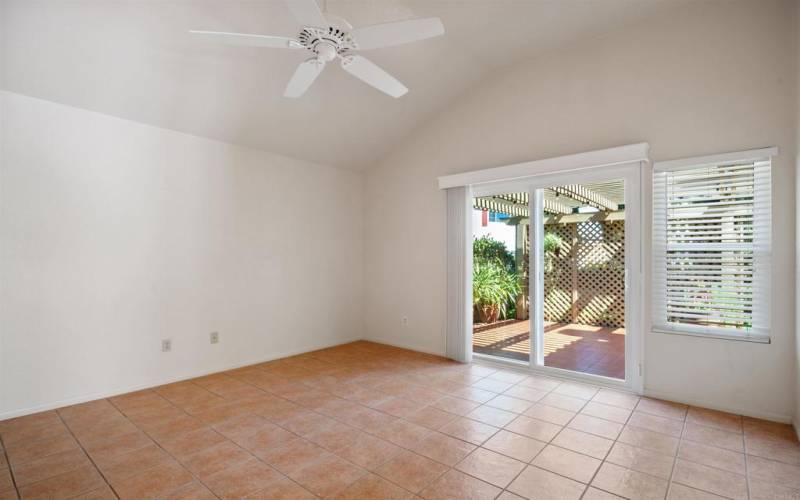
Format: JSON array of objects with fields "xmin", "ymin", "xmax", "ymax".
[{"xmin": 543, "ymin": 220, "xmax": 625, "ymax": 327}]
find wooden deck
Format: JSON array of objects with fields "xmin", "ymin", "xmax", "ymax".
[{"xmin": 472, "ymin": 321, "xmax": 625, "ymax": 379}]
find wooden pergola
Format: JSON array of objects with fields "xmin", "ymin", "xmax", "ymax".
[
  {"xmin": 472, "ymin": 181, "xmax": 626, "ymax": 222},
  {"xmin": 474, "ymin": 180, "xmax": 627, "ymax": 325}
]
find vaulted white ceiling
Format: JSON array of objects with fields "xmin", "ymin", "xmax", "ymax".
[{"xmin": 1, "ymin": 0, "xmax": 683, "ymax": 170}]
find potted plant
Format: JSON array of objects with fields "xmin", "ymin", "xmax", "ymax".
[{"xmin": 473, "ymin": 261, "xmax": 521, "ymax": 323}]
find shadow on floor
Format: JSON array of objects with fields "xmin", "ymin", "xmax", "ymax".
[{"xmin": 472, "ymin": 321, "xmax": 625, "ymax": 379}]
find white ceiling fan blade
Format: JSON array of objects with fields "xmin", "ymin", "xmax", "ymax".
[
  {"xmin": 189, "ymin": 31, "xmax": 301, "ymax": 49},
  {"xmin": 351, "ymin": 17, "xmax": 444, "ymax": 50},
  {"xmin": 284, "ymin": 59, "xmax": 325, "ymax": 98},
  {"xmin": 284, "ymin": 0, "xmax": 327, "ymax": 27},
  {"xmin": 341, "ymin": 55, "xmax": 407, "ymax": 98}
]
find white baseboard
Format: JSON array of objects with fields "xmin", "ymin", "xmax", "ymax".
[
  {"xmin": 644, "ymin": 388, "xmax": 793, "ymax": 424},
  {"xmin": 0, "ymin": 337, "xmax": 361, "ymax": 422},
  {"xmin": 363, "ymin": 337, "xmax": 445, "ymax": 357}
]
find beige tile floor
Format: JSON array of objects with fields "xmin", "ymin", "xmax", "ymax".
[{"xmin": 0, "ymin": 341, "xmax": 798, "ymax": 499}]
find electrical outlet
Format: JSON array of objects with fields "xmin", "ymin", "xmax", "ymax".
[
  {"xmin": 162, "ymin": 339, "xmax": 172, "ymax": 352},
  {"xmin": 401, "ymin": 316, "xmax": 409, "ymax": 326},
  {"xmin": 210, "ymin": 332, "xmax": 219, "ymax": 344}
]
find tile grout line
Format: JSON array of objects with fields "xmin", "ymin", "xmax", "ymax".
[
  {"xmin": 665, "ymin": 409, "xmax": 754, "ymax": 500},
  {"xmin": 209, "ymin": 370, "xmax": 410, "ymax": 498},
  {"xmin": 202, "ymin": 361, "xmax": 453, "ymax": 497},
  {"xmin": 510, "ymin": 380, "xmax": 651, "ymax": 497},
  {"xmin": 121, "ymin": 376, "xmax": 332, "ymax": 499},
  {"xmin": 742, "ymin": 424, "xmax": 752, "ymax": 500},
  {"xmin": 333, "ymin": 358, "xmax": 505, "ymax": 495},
  {"xmin": 481, "ymin": 373, "xmax": 725, "ymax": 499},
  {"xmin": 428, "ymin": 377, "xmax": 529, "ymax": 497},
  {"xmin": 477, "ymin": 378, "xmax": 565, "ymax": 498},
  {"xmin": 208, "ymin": 365, "xmax": 404, "ymax": 497},
  {"xmin": 218, "ymin": 368, "xmax": 413, "ymax": 497},
  {"xmin": 484, "ymin": 378, "xmax": 603, "ymax": 498},
  {"xmin": 105, "ymin": 395, "xmax": 224, "ymax": 500},
  {"xmin": 578, "ymin": 389, "xmax": 638, "ymax": 499},
  {"xmin": 593, "ymin": 397, "xmax": 757, "ymax": 465},
  {"xmin": 313, "ymin": 365, "xmax": 513, "ymax": 495},
  {"xmin": 662, "ymin": 409, "xmax": 688, "ymax": 500},
  {"xmin": 124, "ymin": 377, "xmax": 318, "ymax": 498},
  {"xmin": 52, "ymin": 407, "xmax": 121, "ymax": 499},
  {"xmin": 437, "ymin": 375, "xmax": 629, "ymax": 497},
  {"xmin": 0, "ymin": 432, "xmax": 21, "ymax": 500},
  {"xmin": 165, "ymin": 378, "xmax": 311, "ymax": 499},
  {"xmin": 529, "ymin": 383, "xmax": 593, "ymax": 497},
  {"xmin": 454, "ymin": 375, "xmax": 753, "ymax": 500}
]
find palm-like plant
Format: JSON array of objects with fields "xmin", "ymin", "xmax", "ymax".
[{"xmin": 473, "ymin": 261, "xmax": 521, "ymax": 323}]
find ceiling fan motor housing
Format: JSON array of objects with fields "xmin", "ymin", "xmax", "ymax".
[{"xmin": 298, "ymin": 26, "xmax": 355, "ymax": 61}]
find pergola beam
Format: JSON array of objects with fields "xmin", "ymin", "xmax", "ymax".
[
  {"xmin": 552, "ymin": 185, "xmax": 619, "ymax": 211},
  {"xmin": 474, "ymin": 195, "xmax": 572, "ymax": 217},
  {"xmin": 543, "ymin": 198, "xmax": 574, "ymax": 215},
  {"xmin": 544, "ymin": 210, "xmax": 625, "ymax": 225},
  {"xmin": 474, "ymin": 197, "xmax": 527, "ymax": 217},
  {"xmin": 493, "ymin": 193, "xmax": 572, "ymax": 214}
]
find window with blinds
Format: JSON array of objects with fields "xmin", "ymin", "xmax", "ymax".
[{"xmin": 653, "ymin": 149, "xmax": 773, "ymax": 341}]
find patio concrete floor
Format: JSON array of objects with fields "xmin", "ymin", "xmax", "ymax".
[{"xmin": 473, "ymin": 321, "xmax": 625, "ymax": 379}]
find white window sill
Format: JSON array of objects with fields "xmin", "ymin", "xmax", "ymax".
[{"xmin": 651, "ymin": 328, "xmax": 770, "ymax": 344}]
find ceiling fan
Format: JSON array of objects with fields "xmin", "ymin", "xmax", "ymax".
[{"xmin": 190, "ymin": 0, "xmax": 444, "ymax": 98}]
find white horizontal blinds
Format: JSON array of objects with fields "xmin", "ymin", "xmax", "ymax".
[
  {"xmin": 750, "ymin": 161, "xmax": 771, "ymax": 337},
  {"xmin": 653, "ymin": 156, "xmax": 772, "ymax": 339},
  {"xmin": 652, "ymin": 171, "xmax": 668, "ymax": 331}
]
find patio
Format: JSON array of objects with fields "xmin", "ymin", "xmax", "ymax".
[
  {"xmin": 473, "ymin": 320, "xmax": 625, "ymax": 379},
  {"xmin": 472, "ymin": 182, "xmax": 627, "ymax": 380}
]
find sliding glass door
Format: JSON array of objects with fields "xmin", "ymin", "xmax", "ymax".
[
  {"xmin": 533, "ymin": 180, "xmax": 627, "ymax": 380},
  {"xmin": 470, "ymin": 164, "xmax": 640, "ymax": 387},
  {"xmin": 471, "ymin": 192, "xmax": 530, "ymax": 363}
]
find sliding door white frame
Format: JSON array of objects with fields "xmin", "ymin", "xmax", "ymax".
[
  {"xmin": 470, "ymin": 162, "xmax": 644, "ymax": 393},
  {"xmin": 531, "ymin": 189, "xmax": 545, "ymax": 368}
]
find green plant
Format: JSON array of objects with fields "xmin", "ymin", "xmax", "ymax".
[
  {"xmin": 473, "ymin": 235, "xmax": 515, "ymax": 272},
  {"xmin": 543, "ymin": 232, "xmax": 563, "ymax": 255},
  {"xmin": 473, "ymin": 261, "xmax": 521, "ymax": 322},
  {"xmin": 543, "ymin": 231, "xmax": 565, "ymax": 275}
]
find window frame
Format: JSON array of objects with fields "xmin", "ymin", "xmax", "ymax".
[{"xmin": 652, "ymin": 147, "xmax": 776, "ymax": 343}]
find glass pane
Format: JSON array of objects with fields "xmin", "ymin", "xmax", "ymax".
[
  {"xmin": 540, "ymin": 180, "xmax": 626, "ymax": 379},
  {"xmin": 472, "ymin": 193, "xmax": 530, "ymax": 363}
]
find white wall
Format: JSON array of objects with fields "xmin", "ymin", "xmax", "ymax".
[
  {"xmin": 0, "ymin": 92, "xmax": 363, "ymax": 419},
  {"xmin": 364, "ymin": 0, "xmax": 798, "ymax": 422}
]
